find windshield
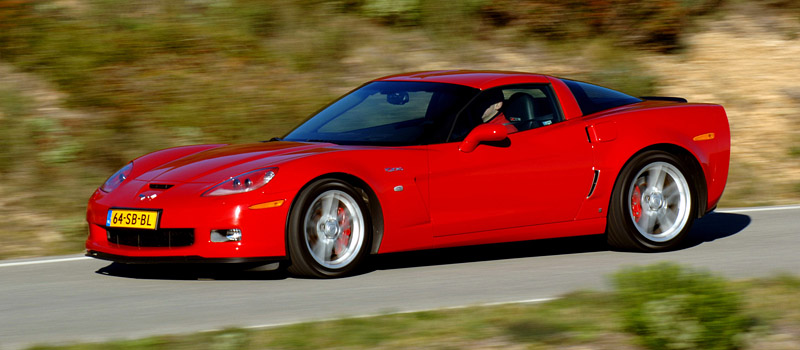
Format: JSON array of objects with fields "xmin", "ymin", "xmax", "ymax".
[{"xmin": 284, "ymin": 81, "xmax": 479, "ymax": 146}]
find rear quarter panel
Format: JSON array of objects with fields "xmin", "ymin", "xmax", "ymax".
[{"xmin": 577, "ymin": 102, "xmax": 730, "ymax": 220}]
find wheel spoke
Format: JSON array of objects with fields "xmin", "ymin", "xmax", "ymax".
[
  {"xmin": 638, "ymin": 212, "xmax": 656, "ymax": 234},
  {"xmin": 658, "ymin": 208, "xmax": 676, "ymax": 232},
  {"xmin": 647, "ymin": 165, "xmax": 667, "ymax": 191},
  {"xmin": 320, "ymin": 194, "xmax": 336, "ymax": 220},
  {"xmin": 663, "ymin": 181, "xmax": 680, "ymax": 203},
  {"xmin": 330, "ymin": 195, "xmax": 343, "ymax": 218},
  {"xmin": 313, "ymin": 237, "xmax": 333, "ymax": 263}
]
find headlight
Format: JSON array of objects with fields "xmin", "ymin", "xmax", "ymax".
[
  {"xmin": 202, "ymin": 168, "xmax": 277, "ymax": 197},
  {"xmin": 100, "ymin": 162, "xmax": 133, "ymax": 193}
]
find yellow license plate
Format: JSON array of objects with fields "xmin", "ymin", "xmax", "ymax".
[{"xmin": 107, "ymin": 209, "xmax": 160, "ymax": 230}]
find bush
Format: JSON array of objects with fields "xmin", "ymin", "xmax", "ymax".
[{"xmin": 612, "ymin": 263, "xmax": 751, "ymax": 350}]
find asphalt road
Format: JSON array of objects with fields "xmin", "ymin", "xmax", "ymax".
[{"xmin": 1, "ymin": 205, "xmax": 799, "ymax": 349}]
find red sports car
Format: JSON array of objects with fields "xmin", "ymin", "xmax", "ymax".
[{"xmin": 86, "ymin": 70, "xmax": 730, "ymax": 277}]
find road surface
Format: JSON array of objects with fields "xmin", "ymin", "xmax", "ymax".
[{"xmin": 1, "ymin": 205, "xmax": 798, "ymax": 349}]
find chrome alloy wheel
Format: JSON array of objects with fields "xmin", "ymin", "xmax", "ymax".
[
  {"xmin": 628, "ymin": 161, "xmax": 691, "ymax": 242},
  {"xmin": 303, "ymin": 189, "xmax": 365, "ymax": 269}
]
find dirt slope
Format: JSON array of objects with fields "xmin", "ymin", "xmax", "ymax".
[{"xmin": 642, "ymin": 9, "xmax": 800, "ymax": 205}]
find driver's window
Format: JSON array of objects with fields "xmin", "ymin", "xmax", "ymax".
[{"xmin": 449, "ymin": 84, "xmax": 562, "ymax": 142}]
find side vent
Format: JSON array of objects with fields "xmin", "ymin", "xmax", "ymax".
[
  {"xmin": 587, "ymin": 170, "xmax": 600, "ymax": 198},
  {"xmin": 149, "ymin": 184, "xmax": 174, "ymax": 190}
]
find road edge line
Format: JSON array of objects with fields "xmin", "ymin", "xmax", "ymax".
[
  {"xmin": 0, "ymin": 256, "xmax": 91, "ymax": 268},
  {"xmin": 716, "ymin": 204, "xmax": 800, "ymax": 214}
]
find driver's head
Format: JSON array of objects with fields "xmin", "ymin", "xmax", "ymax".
[{"xmin": 476, "ymin": 89, "xmax": 505, "ymax": 122}]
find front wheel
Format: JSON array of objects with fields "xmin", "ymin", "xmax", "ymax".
[
  {"xmin": 607, "ymin": 151, "xmax": 696, "ymax": 251},
  {"xmin": 287, "ymin": 179, "xmax": 371, "ymax": 278}
]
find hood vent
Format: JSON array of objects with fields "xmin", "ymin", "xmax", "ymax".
[{"xmin": 149, "ymin": 183, "xmax": 174, "ymax": 190}]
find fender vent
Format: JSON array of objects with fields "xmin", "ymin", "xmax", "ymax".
[
  {"xmin": 149, "ymin": 184, "xmax": 174, "ymax": 190},
  {"xmin": 587, "ymin": 170, "xmax": 600, "ymax": 198}
]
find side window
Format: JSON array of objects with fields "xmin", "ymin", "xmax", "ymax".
[
  {"xmin": 449, "ymin": 84, "xmax": 563, "ymax": 142},
  {"xmin": 563, "ymin": 79, "xmax": 641, "ymax": 116}
]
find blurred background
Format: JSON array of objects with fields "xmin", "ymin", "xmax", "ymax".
[{"xmin": 0, "ymin": 0, "xmax": 798, "ymax": 258}]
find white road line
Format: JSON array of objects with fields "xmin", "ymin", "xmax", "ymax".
[
  {"xmin": 239, "ymin": 297, "xmax": 556, "ymax": 331},
  {"xmin": 0, "ymin": 256, "xmax": 91, "ymax": 268},
  {"xmin": 716, "ymin": 204, "xmax": 800, "ymax": 214}
]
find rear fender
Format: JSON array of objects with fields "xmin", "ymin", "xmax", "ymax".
[{"xmin": 577, "ymin": 104, "xmax": 729, "ymax": 220}]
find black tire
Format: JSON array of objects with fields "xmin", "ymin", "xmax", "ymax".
[
  {"xmin": 286, "ymin": 179, "xmax": 372, "ymax": 278},
  {"xmin": 607, "ymin": 151, "xmax": 697, "ymax": 251}
]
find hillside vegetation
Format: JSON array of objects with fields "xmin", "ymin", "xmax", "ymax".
[{"xmin": 0, "ymin": 0, "xmax": 798, "ymax": 258}]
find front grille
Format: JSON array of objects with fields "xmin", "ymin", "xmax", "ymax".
[{"xmin": 107, "ymin": 228, "xmax": 194, "ymax": 247}]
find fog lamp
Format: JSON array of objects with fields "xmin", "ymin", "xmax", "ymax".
[{"xmin": 210, "ymin": 229, "xmax": 242, "ymax": 242}]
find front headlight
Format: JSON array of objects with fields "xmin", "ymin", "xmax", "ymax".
[
  {"xmin": 100, "ymin": 162, "xmax": 133, "ymax": 193},
  {"xmin": 202, "ymin": 168, "xmax": 277, "ymax": 197}
]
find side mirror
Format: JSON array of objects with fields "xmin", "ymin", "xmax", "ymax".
[{"xmin": 458, "ymin": 124, "xmax": 508, "ymax": 153}]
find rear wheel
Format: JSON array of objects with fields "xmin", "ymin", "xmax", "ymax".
[
  {"xmin": 287, "ymin": 179, "xmax": 371, "ymax": 278},
  {"xmin": 607, "ymin": 151, "xmax": 696, "ymax": 251}
]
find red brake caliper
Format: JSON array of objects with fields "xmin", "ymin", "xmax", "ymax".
[
  {"xmin": 631, "ymin": 186, "xmax": 642, "ymax": 222},
  {"xmin": 335, "ymin": 207, "xmax": 351, "ymax": 255}
]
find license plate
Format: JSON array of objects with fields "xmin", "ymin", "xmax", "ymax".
[{"xmin": 107, "ymin": 209, "xmax": 160, "ymax": 230}]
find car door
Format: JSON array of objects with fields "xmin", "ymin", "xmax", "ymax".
[{"xmin": 427, "ymin": 84, "xmax": 595, "ymax": 237}]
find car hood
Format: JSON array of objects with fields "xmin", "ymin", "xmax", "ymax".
[{"xmin": 136, "ymin": 141, "xmax": 338, "ymax": 183}]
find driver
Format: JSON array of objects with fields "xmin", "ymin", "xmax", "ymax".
[{"xmin": 479, "ymin": 90, "xmax": 517, "ymax": 133}]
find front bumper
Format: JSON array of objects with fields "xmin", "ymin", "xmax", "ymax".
[{"xmin": 85, "ymin": 186, "xmax": 294, "ymax": 261}]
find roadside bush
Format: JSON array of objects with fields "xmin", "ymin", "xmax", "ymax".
[
  {"xmin": 360, "ymin": 0, "xmax": 422, "ymax": 24},
  {"xmin": 612, "ymin": 263, "xmax": 752, "ymax": 350}
]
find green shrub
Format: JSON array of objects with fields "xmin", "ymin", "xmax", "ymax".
[
  {"xmin": 612, "ymin": 263, "xmax": 751, "ymax": 350},
  {"xmin": 0, "ymin": 88, "xmax": 35, "ymax": 173},
  {"xmin": 361, "ymin": 0, "xmax": 422, "ymax": 24}
]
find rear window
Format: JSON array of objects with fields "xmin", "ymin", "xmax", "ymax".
[{"xmin": 563, "ymin": 80, "xmax": 641, "ymax": 116}]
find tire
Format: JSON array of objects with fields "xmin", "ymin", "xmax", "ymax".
[
  {"xmin": 287, "ymin": 179, "xmax": 371, "ymax": 278},
  {"xmin": 607, "ymin": 151, "xmax": 696, "ymax": 251}
]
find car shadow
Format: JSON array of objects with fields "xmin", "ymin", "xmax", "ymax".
[
  {"xmin": 95, "ymin": 262, "xmax": 289, "ymax": 280},
  {"xmin": 372, "ymin": 211, "xmax": 751, "ymax": 270},
  {"xmin": 95, "ymin": 212, "xmax": 750, "ymax": 279},
  {"xmin": 371, "ymin": 234, "xmax": 608, "ymax": 271},
  {"xmin": 682, "ymin": 211, "xmax": 751, "ymax": 248}
]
